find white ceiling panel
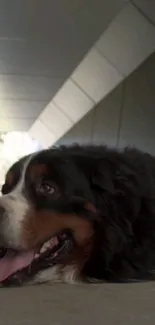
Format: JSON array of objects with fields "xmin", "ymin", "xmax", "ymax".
[
  {"xmin": 0, "ymin": 0, "xmax": 81, "ymax": 40},
  {"xmin": 96, "ymin": 3, "xmax": 155, "ymax": 76},
  {"xmin": 72, "ymin": 48, "xmax": 123, "ymax": 102},
  {"xmin": 0, "ymin": 40, "xmax": 85, "ymax": 77},
  {"xmin": 0, "ymin": 0, "xmax": 126, "ymax": 77},
  {"xmin": 53, "ymin": 79, "xmax": 94, "ymax": 123},
  {"xmin": 0, "ymin": 118, "xmax": 34, "ymax": 132},
  {"xmin": 132, "ymin": 0, "xmax": 155, "ymax": 24},
  {"xmin": 29, "ymin": 119, "xmax": 57, "ymax": 148},
  {"xmin": 6, "ymin": 118, "xmax": 34, "ymax": 131},
  {"xmin": 0, "ymin": 100, "xmax": 48, "ymax": 118},
  {"xmin": 69, "ymin": 0, "xmax": 127, "ymax": 52},
  {"xmin": 0, "ymin": 75, "xmax": 64, "ymax": 100},
  {"xmin": 40, "ymin": 102, "xmax": 73, "ymax": 138},
  {"xmin": 0, "ymin": 0, "xmax": 127, "ymax": 134},
  {"xmin": 0, "ymin": 118, "xmax": 12, "ymax": 132}
]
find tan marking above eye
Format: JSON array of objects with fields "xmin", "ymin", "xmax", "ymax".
[
  {"xmin": 5, "ymin": 171, "xmax": 14, "ymax": 187},
  {"xmin": 22, "ymin": 208, "xmax": 94, "ymax": 249},
  {"xmin": 29, "ymin": 163, "xmax": 49, "ymax": 182}
]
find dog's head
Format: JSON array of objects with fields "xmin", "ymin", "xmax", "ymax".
[{"xmin": 0, "ymin": 149, "xmax": 98, "ymax": 285}]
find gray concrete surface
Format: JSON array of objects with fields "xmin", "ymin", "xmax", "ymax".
[{"xmin": 0, "ymin": 283, "xmax": 155, "ymax": 325}]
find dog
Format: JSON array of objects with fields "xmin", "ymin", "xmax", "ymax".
[{"xmin": 0, "ymin": 144, "xmax": 155, "ymax": 286}]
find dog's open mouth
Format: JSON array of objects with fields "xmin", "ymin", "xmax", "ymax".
[{"xmin": 0, "ymin": 231, "xmax": 74, "ymax": 286}]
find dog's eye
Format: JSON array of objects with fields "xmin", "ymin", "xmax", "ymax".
[{"xmin": 37, "ymin": 181, "xmax": 56, "ymax": 195}]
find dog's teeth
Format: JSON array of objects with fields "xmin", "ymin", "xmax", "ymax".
[
  {"xmin": 50, "ymin": 237, "xmax": 59, "ymax": 246},
  {"xmin": 40, "ymin": 241, "xmax": 51, "ymax": 253},
  {"xmin": 34, "ymin": 253, "xmax": 39, "ymax": 259},
  {"xmin": 40, "ymin": 236, "xmax": 59, "ymax": 254},
  {"xmin": 40, "ymin": 246, "xmax": 46, "ymax": 254}
]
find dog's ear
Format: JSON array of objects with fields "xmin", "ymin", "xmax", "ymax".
[
  {"xmin": 91, "ymin": 161, "xmax": 114, "ymax": 194},
  {"xmin": 2, "ymin": 155, "xmax": 29, "ymax": 195}
]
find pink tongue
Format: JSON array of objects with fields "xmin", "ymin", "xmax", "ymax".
[{"xmin": 0, "ymin": 250, "xmax": 34, "ymax": 282}]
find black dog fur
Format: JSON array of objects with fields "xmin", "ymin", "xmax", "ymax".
[
  {"xmin": 2, "ymin": 145, "xmax": 155, "ymax": 284},
  {"xmin": 54, "ymin": 145, "xmax": 155, "ymax": 282}
]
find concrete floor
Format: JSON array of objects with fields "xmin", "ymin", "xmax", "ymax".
[{"xmin": 0, "ymin": 283, "xmax": 155, "ymax": 325}]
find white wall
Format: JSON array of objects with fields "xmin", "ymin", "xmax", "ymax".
[{"xmin": 57, "ymin": 53, "xmax": 155, "ymax": 155}]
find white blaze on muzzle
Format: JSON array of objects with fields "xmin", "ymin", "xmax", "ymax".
[{"xmin": 0, "ymin": 154, "xmax": 34, "ymax": 248}]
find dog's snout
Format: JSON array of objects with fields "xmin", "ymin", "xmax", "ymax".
[{"xmin": 0, "ymin": 205, "xmax": 8, "ymax": 247}]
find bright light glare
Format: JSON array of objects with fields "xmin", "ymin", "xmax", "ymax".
[{"xmin": 0, "ymin": 132, "xmax": 42, "ymax": 188}]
